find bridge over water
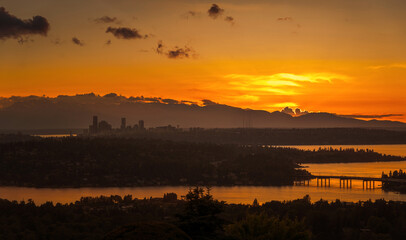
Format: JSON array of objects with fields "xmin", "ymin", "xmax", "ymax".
[{"xmin": 295, "ymin": 175, "xmax": 406, "ymax": 189}]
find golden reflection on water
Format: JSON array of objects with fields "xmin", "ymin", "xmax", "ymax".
[
  {"xmin": 306, "ymin": 161, "xmax": 406, "ymax": 178},
  {"xmin": 1, "ymin": 179, "xmax": 406, "ymax": 205}
]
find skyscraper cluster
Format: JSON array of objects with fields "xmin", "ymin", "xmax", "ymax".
[{"xmin": 88, "ymin": 116, "xmax": 145, "ymax": 134}]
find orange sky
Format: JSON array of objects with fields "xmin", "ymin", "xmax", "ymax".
[{"xmin": 1, "ymin": 0, "xmax": 406, "ymax": 122}]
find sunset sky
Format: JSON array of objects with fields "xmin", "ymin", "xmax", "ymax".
[{"xmin": 1, "ymin": 0, "xmax": 406, "ymax": 121}]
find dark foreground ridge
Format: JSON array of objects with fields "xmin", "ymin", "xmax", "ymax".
[
  {"xmin": 1, "ymin": 188, "xmax": 406, "ymax": 240},
  {"xmin": 0, "ymin": 137, "xmax": 404, "ymax": 188}
]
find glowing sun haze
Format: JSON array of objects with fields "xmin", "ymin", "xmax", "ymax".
[{"xmin": 1, "ymin": 0, "xmax": 406, "ymax": 122}]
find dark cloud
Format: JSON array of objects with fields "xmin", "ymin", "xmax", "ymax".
[
  {"xmin": 281, "ymin": 107, "xmax": 295, "ymax": 115},
  {"xmin": 103, "ymin": 93, "xmax": 118, "ymax": 98},
  {"xmin": 72, "ymin": 37, "xmax": 84, "ymax": 46},
  {"xmin": 281, "ymin": 107, "xmax": 309, "ymax": 116},
  {"xmin": 156, "ymin": 40, "xmax": 164, "ymax": 54},
  {"xmin": 187, "ymin": 11, "xmax": 198, "ymax": 17},
  {"xmin": 340, "ymin": 114, "xmax": 403, "ymax": 119},
  {"xmin": 277, "ymin": 17, "xmax": 293, "ymax": 21},
  {"xmin": 94, "ymin": 16, "xmax": 119, "ymax": 24},
  {"xmin": 106, "ymin": 27, "xmax": 148, "ymax": 40},
  {"xmin": 181, "ymin": 100, "xmax": 198, "ymax": 105},
  {"xmin": 52, "ymin": 38, "xmax": 61, "ymax": 45},
  {"xmin": 105, "ymin": 39, "xmax": 111, "ymax": 45},
  {"xmin": 208, "ymin": 4, "xmax": 224, "ymax": 19},
  {"xmin": 202, "ymin": 99, "xmax": 218, "ymax": 106},
  {"xmin": 17, "ymin": 36, "xmax": 33, "ymax": 45},
  {"xmin": 144, "ymin": 97, "xmax": 161, "ymax": 103},
  {"xmin": 162, "ymin": 99, "xmax": 179, "ymax": 104},
  {"xmin": 224, "ymin": 16, "xmax": 235, "ymax": 25},
  {"xmin": 182, "ymin": 11, "xmax": 199, "ymax": 19},
  {"xmin": 207, "ymin": 4, "xmax": 235, "ymax": 24},
  {"xmin": 294, "ymin": 108, "xmax": 309, "ymax": 116},
  {"xmin": 0, "ymin": 7, "xmax": 50, "ymax": 40},
  {"xmin": 281, "ymin": 107, "xmax": 401, "ymax": 119},
  {"xmin": 167, "ymin": 47, "xmax": 193, "ymax": 59},
  {"xmin": 156, "ymin": 41, "xmax": 195, "ymax": 59}
]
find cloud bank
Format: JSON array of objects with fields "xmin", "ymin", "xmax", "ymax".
[{"xmin": 281, "ymin": 106, "xmax": 309, "ymax": 116}]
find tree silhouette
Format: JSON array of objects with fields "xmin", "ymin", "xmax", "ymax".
[{"xmin": 177, "ymin": 187, "xmax": 225, "ymax": 240}]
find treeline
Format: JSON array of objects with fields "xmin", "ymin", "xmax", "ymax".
[
  {"xmin": 1, "ymin": 189, "xmax": 406, "ymax": 240},
  {"xmin": 0, "ymin": 138, "xmax": 404, "ymax": 187},
  {"xmin": 112, "ymin": 128, "xmax": 406, "ymax": 145},
  {"xmin": 294, "ymin": 147, "xmax": 406, "ymax": 163},
  {"xmin": 0, "ymin": 133, "xmax": 39, "ymax": 143},
  {"xmin": 382, "ymin": 169, "xmax": 406, "ymax": 193},
  {"xmin": 0, "ymin": 138, "xmax": 305, "ymax": 187}
]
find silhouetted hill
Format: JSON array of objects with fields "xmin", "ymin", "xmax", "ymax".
[
  {"xmin": 0, "ymin": 93, "xmax": 405, "ymax": 130},
  {"xmin": 291, "ymin": 113, "xmax": 401, "ymax": 128}
]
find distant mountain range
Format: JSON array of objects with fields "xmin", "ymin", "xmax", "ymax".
[{"xmin": 0, "ymin": 93, "xmax": 405, "ymax": 130}]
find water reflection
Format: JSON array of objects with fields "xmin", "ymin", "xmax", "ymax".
[
  {"xmin": 306, "ymin": 161, "xmax": 406, "ymax": 177},
  {"xmin": 1, "ymin": 179, "xmax": 406, "ymax": 205}
]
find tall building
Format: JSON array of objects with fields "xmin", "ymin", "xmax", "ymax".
[
  {"xmin": 93, "ymin": 115, "xmax": 98, "ymax": 128},
  {"xmin": 121, "ymin": 117, "xmax": 126, "ymax": 130},
  {"xmin": 99, "ymin": 120, "xmax": 112, "ymax": 132},
  {"xmin": 139, "ymin": 120, "xmax": 145, "ymax": 130},
  {"xmin": 89, "ymin": 115, "xmax": 98, "ymax": 134}
]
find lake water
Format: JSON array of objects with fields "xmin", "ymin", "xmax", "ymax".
[{"xmin": 0, "ymin": 144, "xmax": 405, "ymax": 205}]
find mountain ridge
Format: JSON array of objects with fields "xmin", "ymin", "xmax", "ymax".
[{"xmin": 0, "ymin": 93, "xmax": 405, "ymax": 130}]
